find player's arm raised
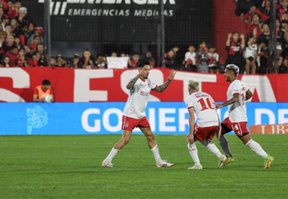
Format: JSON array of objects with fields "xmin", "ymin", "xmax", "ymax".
[
  {"xmin": 126, "ymin": 74, "xmax": 140, "ymax": 90},
  {"xmin": 126, "ymin": 66, "xmax": 148, "ymax": 89},
  {"xmin": 153, "ymin": 70, "xmax": 176, "ymax": 92}
]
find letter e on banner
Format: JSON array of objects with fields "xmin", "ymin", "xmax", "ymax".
[{"xmin": 74, "ymin": 69, "xmax": 113, "ymax": 102}]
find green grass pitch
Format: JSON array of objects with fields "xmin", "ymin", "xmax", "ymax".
[{"xmin": 0, "ymin": 134, "xmax": 287, "ymax": 199}]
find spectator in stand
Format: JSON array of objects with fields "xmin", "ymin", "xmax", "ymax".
[
  {"xmin": 28, "ymin": 35, "xmax": 42, "ymax": 52},
  {"xmin": 24, "ymin": 22, "xmax": 35, "ymax": 42},
  {"xmin": 49, "ymin": 56, "xmax": 57, "ymax": 67},
  {"xmin": 277, "ymin": 0, "xmax": 288, "ymax": 19},
  {"xmin": 120, "ymin": 52, "xmax": 127, "ymax": 57},
  {"xmin": 16, "ymin": 48, "xmax": 28, "ymax": 67},
  {"xmin": 81, "ymin": 49, "xmax": 94, "ymax": 69},
  {"xmin": 27, "ymin": 27, "xmax": 44, "ymax": 50},
  {"xmin": 0, "ymin": 7, "xmax": 7, "ymax": 21},
  {"xmin": 10, "ymin": 18, "xmax": 22, "ymax": 38},
  {"xmin": 70, "ymin": 53, "xmax": 82, "ymax": 69},
  {"xmin": 196, "ymin": 41, "xmax": 209, "ymax": 73},
  {"xmin": 235, "ymin": 0, "xmax": 260, "ymax": 17},
  {"xmin": 257, "ymin": 23, "xmax": 270, "ymax": 46},
  {"xmin": 243, "ymin": 5, "xmax": 269, "ymax": 24},
  {"xmin": 184, "ymin": 45, "xmax": 197, "ymax": 72},
  {"xmin": 257, "ymin": 42, "xmax": 269, "ymax": 74},
  {"xmin": 28, "ymin": 52, "xmax": 40, "ymax": 67},
  {"xmin": 0, "ymin": 30, "xmax": 6, "ymax": 59},
  {"xmin": 7, "ymin": 0, "xmax": 20, "ymax": 19},
  {"xmin": 164, "ymin": 46, "xmax": 181, "ymax": 69},
  {"xmin": 2, "ymin": 33, "xmax": 15, "ymax": 54},
  {"xmin": 172, "ymin": 46, "xmax": 182, "ymax": 68},
  {"xmin": 244, "ymin": 36, "xmax": 258, "ymax": 74},
  {"xmin": 23, "ymin": 45, "xmax": 32, "ymax": 59},
  {"xmin": 18, "ymin": 7, "xmax": 29, "ymax": 29},
  {"xmin": 36, "ymin": 43, "xmax": 44, "ymax": 55},
  {"xmin": 55, "ymin": 54, "xmax": 67, "ymax": 67},
  {"xmin": 207, "ymin": 46, "xmax": 220, "ymax": 74},
  {"xmin": 281, "ymin": 32, "xmax": 288, "ymax": 59},
  {"xmin": 279, "ymin": 56, "xmax": 288, "ymax": 73},
  {"xmin": 4, "ymin": 23, "xmax": 12, "ymax": 35},
  {"xmin": 14, "ymin": 35, "xmax": 21, "ymax": 49},
  {"xmin": 280, "ymin": 12, "xmax": 288, "ymax": 22},
  {"xmin": 128, "ymin": 53, "xmax": 140, "ymax": 69},
  {"xmin": 260, "ymin": 0, "xmax": 271, "ymax": 17},
  {"xmin": 225, "ymin": 32, "xmax": 245, "ymax": 74},
  {"xmin": 111, "ymin": 52, "xmax": 117, "ymax": 57},
  {"xmin": 36, "ymin": 43, "xmax": 47, "ymax": 66},
  {"xmin": 1, "ymin": 0, "xmax": 6, "ymax": 8},
  {"xmin": 0, "ymin": 55, "xmax": 10, "ymax": 67},
  {"xmin": 144, "ymin": 51, "xmax": 156, "ymax": 68},
  {"xmin": 38, "ymin": 53, "xmax": 47, "ymax": 67},
  {"xmin": 246, "ymin": 14, "xmax": 262, "ymax": 38},
  {"xmin": 6, "ymin": 44, "xmax": 18, "ymax": 67},
  {"xmin": 163, "ymin": 48, "xmax": 176, "ymax": 69},
  {"xmin": 279, "ymin": 20, "xmax": 288, "ymax": 40},
  {"xmin": 95, "ymin": 53, "xmax": 107, "ymax": 69}
]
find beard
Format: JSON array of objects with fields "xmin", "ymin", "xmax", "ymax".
[{"xmin": 225, "ymin": 77, "xmax": 231, "ymax": 82}]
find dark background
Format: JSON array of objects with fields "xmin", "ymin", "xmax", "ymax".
[{"xmin": 24, "ymin": 0, "xmax": 213, "ymax": 57}]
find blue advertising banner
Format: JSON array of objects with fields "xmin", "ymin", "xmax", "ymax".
[{"xmin": 0, "ymin": 102, "xmax": 288, "ymax": 135}]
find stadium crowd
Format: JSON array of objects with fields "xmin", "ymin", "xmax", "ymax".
[{"xmin": 0, "ymin": 0, "xmax": 288, "ymax": 74}]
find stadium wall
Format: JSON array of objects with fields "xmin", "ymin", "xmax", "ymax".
[
  {"xmin": 0, "ymin": 68, "xmax": 288, "ymax": 102},
  {"xmin": 0, "ymin": 102, "xmax": 287, "ymax": 135}
]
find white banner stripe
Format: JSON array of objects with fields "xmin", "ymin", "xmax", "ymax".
[
  {"xmin": 60, "ymin": 2, "xmax": 67, "ymax": 15},
  {"xmin": 54, "ymin": 1, "xmax": 61, "ymax": 15}
]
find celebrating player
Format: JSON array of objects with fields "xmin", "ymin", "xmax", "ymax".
[
  {"xmin": 102, "ymin": 64, "xmax": 176, "ymax": 168},
  {"xmin": 185, "ymin": 80, "xmax": 227, "ymax": 170},
  {"xmin": 216, "ymin": 64, "xmax": 274, "ymax": 169}
]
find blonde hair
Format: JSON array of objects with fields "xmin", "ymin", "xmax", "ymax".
[{"xmin": 188, "ymin": 80, "xmax": 199, "ymax": 91}]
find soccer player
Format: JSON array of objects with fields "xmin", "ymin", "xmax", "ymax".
[
  {"xmin": 185, "ymin": 80, "xmax": 227, "ymax": 170},
  {"xmin": 216, "ymin": 64, "xmax": 274, "ymax": 169},
  {"xmin": 33, "ymin": 79, "xmax": 54, "ymax": 102},
  {"xmin": 102, "ymin": 64, "xmax": 176, "ymax": 168}
]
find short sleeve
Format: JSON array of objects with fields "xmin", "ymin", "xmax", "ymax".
[
  {"xmin": 241, "ymin": 82, "xmax": 248, "ymax": 92},
  {"xmin": 185, "ymin": 95, "xmax": 194, "ymax": 111}
]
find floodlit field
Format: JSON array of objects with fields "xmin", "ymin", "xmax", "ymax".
[{"xmin": 0, "ymin": 135, "xmax": 287, "ymax": 199}]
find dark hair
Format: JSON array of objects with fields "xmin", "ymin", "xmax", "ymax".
[
  {"xmin": 137, "ymin": 58, "xmax": 150, "ymax": 68},
  {"xmin": 42, "ymin": 79, "xmax": 51, "ymax": 86}
]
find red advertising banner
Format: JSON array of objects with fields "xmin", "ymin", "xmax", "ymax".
[{"xmin": 0, "ymin": 68, "xmax": 287, "ymax": 102}]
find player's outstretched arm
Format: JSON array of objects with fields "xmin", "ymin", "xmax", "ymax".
[
  {"xmin": 216, "ymin": 93, "xmax": 240, "ymax": 109},
  {"xmin": 153, "ymin": 70, "xmax": 176, "ymax": 92},
  {"xmin": 126, "ymin": 74, "xmax": 140, "ymax": 89}
]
